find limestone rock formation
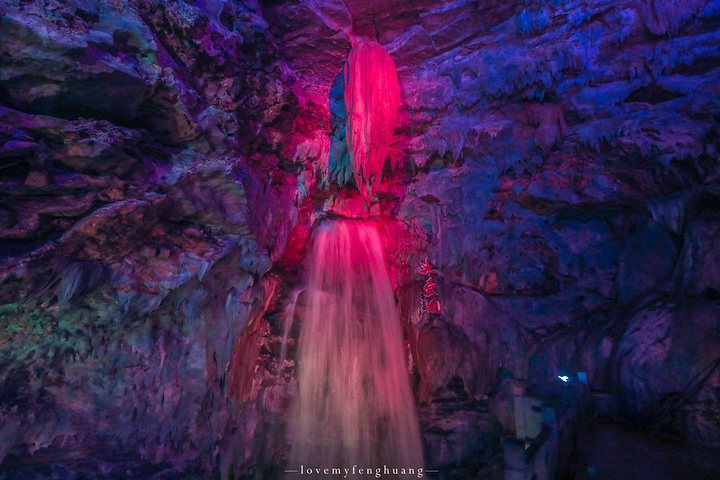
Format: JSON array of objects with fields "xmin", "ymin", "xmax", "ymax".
[
  {"xmin": 0, "ymin": 0, "xmax": 720, "ymax": 476},
  {"xmin": 343, "ymin": 40, "xmax": 401, "ymax": 201}
]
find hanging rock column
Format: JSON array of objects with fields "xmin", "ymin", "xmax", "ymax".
[{"xmin": 343, "ymin": 40, "xmax": 401, "ymax": 201}]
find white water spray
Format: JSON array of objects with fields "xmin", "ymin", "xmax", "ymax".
[{"xmin": 284, "ymin": 220, "xmax": 424, "ymax": 476}]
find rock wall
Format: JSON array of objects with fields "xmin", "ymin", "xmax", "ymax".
[{"xmin": 1, "ymin": 0, "xmax": 720, "ymax": 477}]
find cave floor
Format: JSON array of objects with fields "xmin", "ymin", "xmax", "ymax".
[
  {"xmin": 568, "ymin": 423, "xmax": 720, "ymax": 480},
  {"xmin": 0, "ymin": 443, "xmax": 207, "ymax": 480},
  {"xmin": 2, "ymin": 423, "xmax": 720, "ymax": 479}
]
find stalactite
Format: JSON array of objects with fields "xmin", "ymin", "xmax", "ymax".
[
  {"xmin": 343, "ymin": 40, "xmax": 401, "ymax": 202},
  {"xmin": 638, "ymin": 0, "xmax": 707, "ymax": 35}
]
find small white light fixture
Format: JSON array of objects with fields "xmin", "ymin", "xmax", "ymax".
[{"xmin": 558, "ymin": 375, "xmax": 569, "ymax": 383}]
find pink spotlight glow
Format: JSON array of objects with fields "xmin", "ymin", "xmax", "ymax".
[{"xmin": 344, "ymin": 40, "xmax": 401, "ymax": 202}]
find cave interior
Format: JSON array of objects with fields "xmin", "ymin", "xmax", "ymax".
[{"xmin": 1, "ymin": 0, "xmax": 720, "ymax": 479}]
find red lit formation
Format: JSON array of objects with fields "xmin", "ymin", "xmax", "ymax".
[
  {"xmin": 343, "ymin": 40, "xmax": 401, "ymax": 202},
  {"xmin": 419, "ymin": 258, "xmax": 442, "ymax": 314}
]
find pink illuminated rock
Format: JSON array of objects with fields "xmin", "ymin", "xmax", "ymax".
[
  {"xmin": 344, "ymin": 40, "xmax": 401, "ymax": 202},
  {"xmin": 3, "ymin": 0, "xmax": 720, "ymax": 476}
]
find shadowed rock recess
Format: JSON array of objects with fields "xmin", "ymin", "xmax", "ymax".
[{"xmin": 0, "ymin": 0, "xmax": 719, "ymax": 478}]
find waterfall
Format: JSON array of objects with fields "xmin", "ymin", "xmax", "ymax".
[{"xmin": 284, "ymin": 220, "xmax": 424, "ymax": 476}]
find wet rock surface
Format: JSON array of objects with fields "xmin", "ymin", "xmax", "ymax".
[
  {"xmin": 417, "ymin": 382, "xmax": 502, "ymax": 473},
  {"xmin": 614, "ymin": 296, "xmax": 720, "ymax": 443},
  {"xmin": 569, "ymin": 423, "xmax": 720, "ymax": 480},
  {"xmin": 0, "ymin": 0, "xmax": 719, "ymax": 477}
]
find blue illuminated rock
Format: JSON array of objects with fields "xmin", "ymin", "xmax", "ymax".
[{"xmin": 1, "ymin": 0, "xmax": 720, "ymax": 476}]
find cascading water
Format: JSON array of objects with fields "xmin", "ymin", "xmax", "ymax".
[
  {"xmin": 281, "ymin": 38, "xmax": 421, "ymax": 477},
  {"xmin": 284, "ymin": 220, "xmax": 424, "ymax": 476}
]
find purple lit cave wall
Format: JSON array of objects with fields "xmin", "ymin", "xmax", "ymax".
[{"xmin": 1, "ymin": 0, "xmax": 720, "ymax": 479}]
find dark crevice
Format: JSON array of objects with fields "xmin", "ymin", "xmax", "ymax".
[{"xmin": 625, "ymin": 83, "xmax": 685, "ymax": 105}]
